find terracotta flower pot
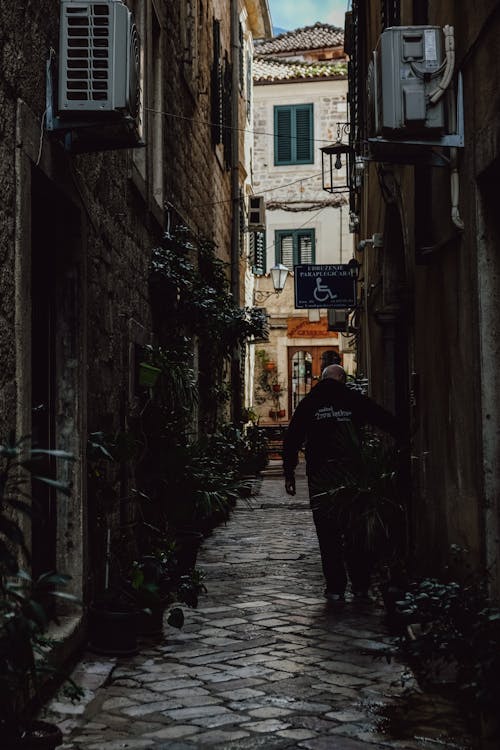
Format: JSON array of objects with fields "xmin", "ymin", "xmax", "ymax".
[{"xmin": 265, "ymin": 361, "xmax": 276, "ymax": 371}]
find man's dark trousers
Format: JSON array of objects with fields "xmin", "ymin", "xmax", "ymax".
[{"xmin": 308, "ymin": 476, "xmax": 371, "ymax": 596}]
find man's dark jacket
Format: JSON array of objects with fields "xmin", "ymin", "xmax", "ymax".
[{"xmin": 283, "ymin": 379, "xmax": 399, "ymax": 480}]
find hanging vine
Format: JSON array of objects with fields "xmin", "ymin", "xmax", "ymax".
[{"xmin": 149, "ymin": 226, "xmax": 268, "ymax": 427}]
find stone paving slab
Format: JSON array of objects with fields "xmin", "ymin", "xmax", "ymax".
[{"xmin": 46, "ymin": 470, "xmax": 477, "ymax": 749}]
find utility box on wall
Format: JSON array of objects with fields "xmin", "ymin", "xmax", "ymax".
[
  {"xmin": 374, "ymin": 26, "xmax": 446, "ymax": 136},
  {"xmin": 59, "ymin": 0, "xmax": 140, "ymax": 118}
]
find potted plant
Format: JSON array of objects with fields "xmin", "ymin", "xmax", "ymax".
[
  {"xmin": 394, "ymin": 568, "xmax": 500, "ymax": 741},
  {"xmin": 0, "ymin": 435, "xmax": 81, "ymax": 748},
  {"xmin": 128, "ymin": 555, "xmax": 183, "ymax": 638},
  {"xmin": 138, "ymin": 361, "xmax": 162, "ymax": 388},
  {"xmin": 86, "ymin": 433, "xmax": 141, "ymax": 656}
]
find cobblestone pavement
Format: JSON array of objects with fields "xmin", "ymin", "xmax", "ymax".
[{"xmin": 47, "ymin": 470, "xmax": 476, "ymax": 749}]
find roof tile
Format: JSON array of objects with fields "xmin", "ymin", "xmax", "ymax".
[
  {"xmin": 255, "ymin": 22, "xmax": 344, "ymax": 55},
  {"xmin": 254, "ymin": 57, "xmax": 347, "ymax": 82}
]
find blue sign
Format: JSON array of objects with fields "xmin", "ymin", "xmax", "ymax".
[{"xmin": 294, "ymin": 264, "xmax": 357, "ymax": 309}]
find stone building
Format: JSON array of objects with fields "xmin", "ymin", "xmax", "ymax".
[
  {"xmin": 347, "ymin": 0, "xmax": 500, "ymax": 597},
  {"xmin": 0, "ymin": 0, "xmax": 271, "ymax": 654},
  {"xmin": 250, "ymin": 24, "xmax": 353, "ymax": 426}
]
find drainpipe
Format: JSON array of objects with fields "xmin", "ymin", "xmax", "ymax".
[{"xmin": 230, "ymin": 0, "xmax": 242, "ymax": 422}]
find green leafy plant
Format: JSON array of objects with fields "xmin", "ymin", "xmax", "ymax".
[
  {"xmin": 255, "ymin": 350, "xmax": 285, "ymax": 413},
  {"xmin": 150, "ymin": 226, "xmax": 268, "ymax": 429},
  {"xmin": 176, "ymin": 568, "xmax": 207, "ymax": 609},
  {"xmin": 396, "ymin": 574, "xmax": 500, "ymax": 714},
  {"xmin": 0, "ymin": 435, "xmax": 81, "ymax": 742},
  {"xmin": 311, "ymin": 429, "xmax": 405, "ymax": 563}
]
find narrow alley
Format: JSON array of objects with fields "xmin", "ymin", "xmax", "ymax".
[{"xmin": 48, "ymin": 471, "xmax": 475, "ymax": 750}]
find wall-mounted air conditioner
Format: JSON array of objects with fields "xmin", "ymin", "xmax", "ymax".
[
  {"xmin": 248, "ymin": 196, "xmax": 266, "ymax": 230},
  {"xmin": 47, "ymin": 0, "xmax": 142, "ymax": 151},
  {"xmin": 59, "ymin": 0, "xmax": 140, "ymax": 117},
  {"xmin": 369, "ymin": 25, "xmax": 461, "ymax": 140}
]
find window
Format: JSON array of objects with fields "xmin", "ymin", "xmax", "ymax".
[
  {"xmin": 246, "ymin": 53, "xmax": 252, "ymax": 121},
  {"xmin": 250, "ymin": 231, "xmax": 266, "ymax": 275},
  {"xmin": 274, "ymin": 104, "xmax": 314, "ymax": 165},
  {"xmin": 151, "ymin": 9, "xmax": 163, "ymax": 207},
  {"xmin": 275, "ymin": 229, "xmax": 315, "ymax": 267},
  {"xmin": 211, "ymin": 19, "xmax": 232, "ymax": 168}
]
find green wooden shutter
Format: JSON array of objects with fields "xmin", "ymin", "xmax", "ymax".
[
  {"xmin": 295, "ymin": 105, "xmax": 313, "ymax": 163},
  {"xmin": 211, "ymin": 19, "xmax": 223, "ymax": 146},
  {"xmin": 251, "ymin": 231, "xmax": 266, "ymax": 275},
  {"xmin": 298, "ymin": 231, "xmax": 314, "ymax": 263},
  {"xmin": 276, "ymin": 232, "xmax": 294, "ymax": 268},
  {"xmin": 275, "ymin": 107, "xmax": 292, "ymax": 164}
]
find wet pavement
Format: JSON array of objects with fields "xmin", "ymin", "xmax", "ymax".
[{"xmin": 46, "ymin": 469, "xmax": 477, "ymax": 749}]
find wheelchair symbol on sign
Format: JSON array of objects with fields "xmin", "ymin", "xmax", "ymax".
[{"xmin": 313, "ymin": 277, "xmax": 337, "ymax": 303}]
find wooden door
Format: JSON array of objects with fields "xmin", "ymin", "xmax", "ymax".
[{"xmin": 288, "ymin": 346, "xmax": 341, "ymax": 416}]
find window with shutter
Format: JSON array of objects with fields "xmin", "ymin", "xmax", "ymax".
[
  {"xmin": 250, "ymin": 231, "xmax": 266, "ymax": 275},
  {"xmin": 274, "ymin": 104, "xmax": 314, "ymax": 165},
  {"xmin": 275, "ymin": 107, "xmax": 293, "ymax": 164},
  {"xmin": 275, "ymin": 229, "xmax": 315, "ymax": 266},
  {"xmin": 298, "ymin": 232, "xmax": 313, "ymax": 264},
  {"xmin": 239, "ymin": 23, "xmax": 244, "ymax": 90},
  {"xmin": 222, "ymin": 53, "xmax": 232, "ymax": 169},
  {"xmin": 295, "ymin": 107, "xmax": 313, "ymax": 162},
  {"xmin": 279, "ymin": 234, "xmax": 294, "ymax": 268},
  {"xmin": 246, "ymin": 53, "xmax": 252, "ymax": 121},
  {"xmin": 211, "ymin": 19, "xmax": 223, "ymax": 146}
]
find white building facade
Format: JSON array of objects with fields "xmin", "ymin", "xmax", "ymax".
[{"xmin": 250, "ymin": 24, "xmax": 355, "ymax": 425}]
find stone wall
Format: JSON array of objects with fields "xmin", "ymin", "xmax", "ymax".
[
  {"xmin": 353, "ymin": 0, "xmax": 500, "ymax": 592},
  {"xmin": 0, "ymin": 0, "xmax": 237, "ymax": 606}
]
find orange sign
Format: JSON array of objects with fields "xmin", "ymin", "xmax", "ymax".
[{"xmin": 287, "ymin": 317, "xmax": 339, "ymax": 338}]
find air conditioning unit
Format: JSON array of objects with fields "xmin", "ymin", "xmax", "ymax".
[
  {"xmin": 59, "ymin": 0, "xmax": 140, "ymax": 117},
  {"xmin": 369, "ymin": 26, "xmax": 451, "ymax": 138},
  {"xmin": 48, "ymin": 0, "xmax": 142, "ymax": 151},
  {"xmin": 248, "ymin": 196, "xmax": 266, "ymax": 230}
]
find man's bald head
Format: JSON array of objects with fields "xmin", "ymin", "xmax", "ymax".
[{"xmin": 322, "ymin": 364, "xmax": 346, "ymax": 383}]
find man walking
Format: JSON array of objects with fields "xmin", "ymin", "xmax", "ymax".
[{"xmin": 283, "ymin": 365, "xmax": 400, "ymax": 608}]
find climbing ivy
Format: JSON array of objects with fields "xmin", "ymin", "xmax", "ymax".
[
  {"xmin": 150, "ymin": 226, "xmax": 268, "ymax": 427},
  {"xmin": 150, "ymin": 227, "xmax": 268, "ymax": 353}
]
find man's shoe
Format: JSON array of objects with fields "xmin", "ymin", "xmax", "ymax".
[{"xmin": 325, "ymin": 592, "xmax": 346, "ymax": 611}]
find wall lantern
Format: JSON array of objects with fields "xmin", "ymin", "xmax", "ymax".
[
  {"xmin": 321, "ymin": 123, "xmax": 353, "ymax": 194},
  {"xmin": 254, "ymin": 263, "xmax": 289, "ymax": 303}
]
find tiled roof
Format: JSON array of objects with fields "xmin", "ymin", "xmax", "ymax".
[
  {"xmin": 254, "ymin": 57, "xmax": 347, "ymax": 82},
  {"xmin": 255, "ymin": 23, "xmax": 344, "ymax": 55}
]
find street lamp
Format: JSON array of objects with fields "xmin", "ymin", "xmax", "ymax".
[
  {"xmin": 321, "ymin": 122, "xmax": 353, "ymax": 195},
  {"xmin": 321, "ymin": 141, "xmax": 354, "ymax": 194},
  {"xmin": 253, "ymin": 263, "xmax": 289, "ymax": 303}
]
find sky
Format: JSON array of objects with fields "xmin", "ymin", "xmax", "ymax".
[{"xmin": 268, "ymin": 0, "xmax": 349, "ymax": 31}]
